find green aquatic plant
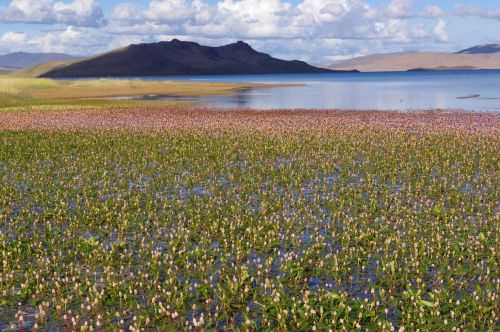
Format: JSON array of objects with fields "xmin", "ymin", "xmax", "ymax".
[{"xmin": 0, "ymin": 128, "xmax": 498, "ymax": 331}]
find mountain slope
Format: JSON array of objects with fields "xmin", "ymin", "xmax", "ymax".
[
  {"xmin": 456, "ymin": 44, "xmax": 500, "ymax": 54},
  {"xmin": 13, "ymin": 60, "xmax": 81, "ymax": 78},
  {"xmin": 329, "ymin": 52, "xmax": 500, "ymax": 72},
  {"xmin": 41, "ymin": 40, "xmax": 338, "ymax": 78},
  {"xmin": 0, "ymin": 52, "xmax": 78, "ymax": 70}
]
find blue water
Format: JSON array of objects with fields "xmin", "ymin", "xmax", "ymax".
[{"xmin": 142, "ymin": 70, "xmax": 500, "ymax": 111}]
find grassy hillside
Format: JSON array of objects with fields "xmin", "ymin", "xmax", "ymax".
[{"xmin": 12, "ymin": 60, "xmax": 77, "ymax": 78}]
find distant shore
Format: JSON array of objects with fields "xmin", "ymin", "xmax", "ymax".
[{"xmin": 330, "ymin": 52, "xmax": 500, "ymax": 72}]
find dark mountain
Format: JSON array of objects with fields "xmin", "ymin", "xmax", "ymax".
[
  {"xmin": 0, "ymin": 52, "xmax": 78, "ymax": 70},
  {"xmin": 40, "ymin": 40, "xmax": 342, "ymax": 78},
  {"xmin": 456, "ymin": 44, "xmax": 500, "ymax": 54}
]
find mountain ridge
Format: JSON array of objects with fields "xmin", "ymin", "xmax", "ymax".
[
  {"xmin": 41, "ymin": 40, "xmax": 346, "ymax": 78},
  {"xmin": 456, "ymin": 44, "xmax": 500, "ymax": 54},
  {"xmin": 0, "ymin": 52, "xmax": 78, "ymax": 70}
]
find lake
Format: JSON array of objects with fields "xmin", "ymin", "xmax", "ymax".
[{"xmin": 144, "ymin": 70, "xmax": 500, "ymax": 111}]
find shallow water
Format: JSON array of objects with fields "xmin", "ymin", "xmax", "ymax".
[{"xmin": 137, "ymin": 70, "xmax": 500, "ymax": 111}]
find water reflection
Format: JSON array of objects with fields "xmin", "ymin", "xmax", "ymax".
[
  {"xmin": 142, "ymin": 71, "xmax": 500, "ymax": 111},
  {"xmin": 231, "ymin": 88, "xmax": 253, "ymax": 107}
]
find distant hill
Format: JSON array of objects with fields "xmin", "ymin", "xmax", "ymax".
[
  {"xmin": 456, "ymin": 44, "xmax": 500, "ymax": 54},
  {"xmin": 13, "ymin": 60, "xmax": 81, "ymax": 78},
  {"xmin": 40, "ymin": 40, "xmax": 342, "ymax": 78},
  {"xmin": 0, "ymin": 52, "xmax": 78, "ymax": 70},
  {"xmin": 329, "ymin": 52, "xmax": 500, "ymax": 72}
]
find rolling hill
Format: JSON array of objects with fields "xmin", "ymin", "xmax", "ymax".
[
  {"xmin": 40, "ymin": 40, "xmax": 341, "ymax": 78},
  {"xmin": 329, "ymin": 45, "xmax": 500, "ymax": 72},
  {"xmin": 456, "ymin": 44, "xmax": 500, "ymax": 54},
  {"xmin": 0, "ymin": 52, "xmax": 78, "ymax": 70}
]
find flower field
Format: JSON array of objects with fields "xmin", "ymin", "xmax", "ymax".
[{"xmin": 0, "ymin": 109, "xmax": 498, "ymax": 331}]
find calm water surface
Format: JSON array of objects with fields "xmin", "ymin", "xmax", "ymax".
[{"xmin": 142, "ymin": 70, "xmax": 500, "ymax": 111}]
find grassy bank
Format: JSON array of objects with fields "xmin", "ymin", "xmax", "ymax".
[
  {"xmin": 0, "ymin": 127, "xmax": 498, "ymax": 331},
  {"xmin": 0, "ymin": 77, "xmax": 255, "ymax": 110}
]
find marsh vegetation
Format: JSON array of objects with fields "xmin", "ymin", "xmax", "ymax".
[{"xmin": 0, "ymin": 122, "xmax": 498, "ymax": 331}]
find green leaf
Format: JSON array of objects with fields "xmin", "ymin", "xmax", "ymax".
[{"xmin": 419, "ymin": 300, "xmax": 435, "ymax": 308}]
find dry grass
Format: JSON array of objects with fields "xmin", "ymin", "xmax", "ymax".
[
  {"xmin": 31, "ymin": 79, "xmax": 255, "ymax": 99},
  {"xmin": 0, "ymin": 77, "xmax": 261, "ymax": 110},
  {"xmin": 0, "ymin": 77, "xmax": 253, "ymax": 99},
  {"xmin": 0, "ymin": 78, "xmax": 59, "ymax": 95}
]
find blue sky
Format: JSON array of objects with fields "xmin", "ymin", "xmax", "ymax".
[{"xmin": 0, "ymin": 0, "xmax": 499, "ymax": 64}]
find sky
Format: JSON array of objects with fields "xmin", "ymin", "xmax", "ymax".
[{"xmin": 0, "ymin": 0, "xmax": 499, "ymax": 64}]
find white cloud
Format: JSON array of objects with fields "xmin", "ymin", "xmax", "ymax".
[
  {"xmin": 292, "ymin": 0, "xmax": 380, "ymax": 40},
  {"xmin": 111, "ymin": 3, "xmax": 143, "ymax": 23},
  {"xmin": 0, "ymin": 0, "xmax": 463, "ymax": 63},
  {"xmin": 386, "ymin": 0, "xmax": 412, "ymax": 19},
  {"xmin": 202, "ymin": 0, "xmax": 294, "ymax": 39},
  {"xmin": 0, "ymin": 26, "xmax": 151, "ymax": 56},
  {"xmin": 30, "ymin": 26, "xmax": 109, "ymax": 54},
  {"xmin": 433, "ymin": 19, "xmax": 448, "ymax": 43},
  {"xmin": 296, "ymin": 0, "xmax": 353, "ymax": 24},
  {"xmin": 1, "ymin": 31, "xmax": 27, "ymax": 44},
  {"xmin": 423, "ymin": 5, "xmax": 444, "ymax": 18},
  {"xmin": 0, "ymin": 0, "xmax": 54, "ymax": 22},
  {"xmin": 455, "ymin": 5, "xmax": 500, "ymax": 21},
  {"xmin": 145, "ymin": 0, "xmax": 195, "ymax": 23},
  {"xmin": 0, "ymin": 0, "xmax": 105, "ymax": 27},
  {"xmin": 106, "ymin": 0, "xmax": 421, "ymax": 42}
]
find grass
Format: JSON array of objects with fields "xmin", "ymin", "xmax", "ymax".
[
  {"xmin": 12, "ymin": 60, "xmax": 77, "ymax": 78},
  {"xmin": 0, "ymin": 77, "xmax": 257, "ymax": 110},
  {"xmin": 0, "ymin": 93, "xmax": 192, "ymax": 112},
  {"xmin": 0, "ymin": 128, "xmax": 498, "ymax": 331}
]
